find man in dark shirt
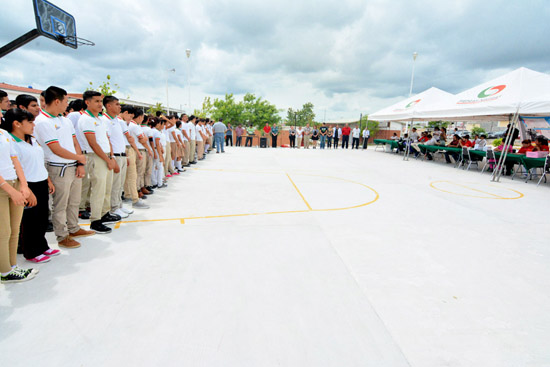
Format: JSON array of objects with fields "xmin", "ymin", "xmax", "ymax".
[{"xmin": 319, "ymin": 123, "xmax": 328, "ymax": 149}]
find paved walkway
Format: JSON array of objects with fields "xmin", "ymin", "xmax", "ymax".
[{"xmin": 1, "ymin": 146, "xmax": 548, "ymax": 366}]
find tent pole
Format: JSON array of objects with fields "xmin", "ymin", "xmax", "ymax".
[
  {"xmin": 492, "ymin": 110, "xmax": 519, "ymax": 182},
  {"xmin": 403, "ymin": 118, "xmax": 414, "ymax": 161}
]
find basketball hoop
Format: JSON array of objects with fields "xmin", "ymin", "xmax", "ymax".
[{"xmin": 60, "ymin": 35, "xmax": 95, "ymax": 47}]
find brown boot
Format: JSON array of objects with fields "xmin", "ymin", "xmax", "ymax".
[
  {"xmin": 138, "ymin": 191, "xmax": 144, "ymax": 199},
  {"xmin": 58, "ymin": 237, "xmax": 81, "ymax": 249},
  {"xmin": 69, "ymin": 228, "xmax": 95, "ymax": 238},
  {"xmin": 141, "ymin": 187, "xmax": 151, "ymax": 195}
]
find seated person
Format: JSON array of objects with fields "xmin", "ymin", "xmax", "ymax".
[
  {"xmin": 418, "ymin": 132, "xmax": 429, "ymax": 143},
  {"xmin": 474, "ymin": 134, "xmax": 487, "ymax": 151},
  {"xmin": 517, "ymin": 139, "xmax": 534, "ymax": 155},
  {"xmin": 532, "ymin": 137, "xmax": 549, "ymax": 152},
  {"xmin": 495, "ymin": 141, "xmax": 515, "ymax": 176},
  {"xmin": 424, "ymin": 134, "xmax": 437, "ymax": 160},
  {"xmin": 397, "ymin": 133, "xmax": 410, "ymax": 153},
  {"xmin": 459, "ymin": 135, "xmax": 474, "ymax": 148},
  {"xmin": 445, "ymin": 134, "xmax": 461, "ymax": 164},
  {"xmin": 390, "ymin": 132, "xmax": 399, "ymax": 140}
]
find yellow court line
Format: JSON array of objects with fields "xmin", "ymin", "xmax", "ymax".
[
  {"xmin": 286, "ymin": 173, "xmax": 313, "ymax": 210},
  {"xmin": 82, "ymin": 171, "xmax": 380, "ymax": 229},
  {"xmin": 430, "ymin": 180, "xmax": 524, "ymax": 200}
]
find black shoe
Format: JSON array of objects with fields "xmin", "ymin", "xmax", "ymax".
[
  {"xmin": 101, "ymin": 213, "xmax": 121, "ymax": 224},
  {"xmin": 91, "ymin": 220, "xmax": 112, "ymax": 234},
  {"xmin": 79, "ymin": 210, "xmax": 91, "ymax": 219},
  {"xmin": 46, "ymin": 221, "xmax": 54, "ymax": 232},
  {"xmin": 190, "ymin": 161, "xmax": 197, "ymax": 164}
]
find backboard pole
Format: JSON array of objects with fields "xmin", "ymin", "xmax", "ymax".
[{"xmin": 0, "ymin": 29, "xmax": 40, "ymax": 59}]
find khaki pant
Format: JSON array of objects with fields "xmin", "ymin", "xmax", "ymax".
[
  {"xmin": 0, "ymin": 180, "xmax": 24, "ymax": 272},
  {"xmin": 189, "ymin": 140, "xmax": 196, "ymax": 163},
  {"xmin": 183, "ymin": 141, "xmax": 190, "ymax": 165},
  {"xmin": 79, "ymin": 157, "xmax": 92, "ymax": 210},
  {"xmin": 164, "ymin": 143, "xmax": 172, "ymax": 175},
  {"xmin": 297, "ymin": 136, "xmax": 302, "ymax": 148},
  {"xmin": 208, "ymin": 136, "xmax": 213, "ymax": 150},
  {"xmin": 197, "ymin": 140, "xmax": 205, "ymax": 160},
  {"xmin": 170, "ymin": 142, "xmax": 177, "ymax": 161},
  {"xmin": 47, "ymin": 165, "xmax": 82, "ymax": 242},
  {"xmin": 304, "ymin": 135, "xmax": 311, "ymax": 149},
  {"xmin": 145, "ymin": 153, "xmax": 153, "ymax": 187},
  {"xmin": 111, "ymin": 155, "xmax": 128, "ymax": 211},
  {"xmin": 88, "ymin": 153, "xmax": 113, "ymax": 222},
  {"xmin": 136, "ymin": 149, "xmax": 146, "ymax": 190},
  {"xmin": 124, "ymin": 147, "xmax": 139, "ymax": 204}
]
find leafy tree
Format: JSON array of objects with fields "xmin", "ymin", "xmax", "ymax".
[
  {"xmin": 146, "ymin": 102, "xmax": 165, "ymax": 115},
  {"xmin": 211, "ymin": 94, "xmax": 244, "ymax": 124},
  {"xmin": 471, "ymin": 126, "xmax": 486, "ymax": 136},
  {"xmin": 428, "ymin": 120, "xmax": 451, "ymax": 129},
  {"xmin": 88, "ymin": 74, "xmax": 121, "ymax": 96},
  {"xmin": 286, "ymin": 102, "xmax": 316, "ymax": 126},
  {"xmin": 193, "ymin": 96, "xmax": 214, "ymax": 118},
  {"xmin": 359, "ymin": 117, "xmax": 380, "ymax": 138}
]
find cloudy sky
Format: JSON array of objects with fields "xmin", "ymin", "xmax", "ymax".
[{"xmin": 1, "ymin": 0, "xmax": 549, "ymax": 120}]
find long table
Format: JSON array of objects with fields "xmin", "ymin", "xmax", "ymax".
[{"xmin": 373, "ymin": 139, "xmax": 399, "ymax": 150}]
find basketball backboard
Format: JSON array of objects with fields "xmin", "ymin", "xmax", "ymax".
[{"xmin": 33, "ymin": 0, "xmax": 77, "ymax": 49}]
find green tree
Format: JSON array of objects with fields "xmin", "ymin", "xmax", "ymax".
[
  {"xmin": 240, "ymin": 93, "xmax": 281, "ymax": 129},
  {"xmin": 428, "ymin": 120, "xmax": 451, "ymax": 129},
  {"xmin": 88, "ymin": 74, "xmax": 121, "ymax": 96},
  {"xmin": 211, "ymin": 94, "xmax": 244, "ymax": 124},
  {"xmin": 193, "ymin": 96, "xmax": 214, "ymax": 118},
  {"xmin": 471, "ymin": 126, "xmax": 486, "ymax": 136},
  {"xmin": 146, "ymin": 102, "xmax": 165, "ymax": 115},
  {"xmin": 359, "ymin": 117, "xmax": 380, "ymax": 138}
]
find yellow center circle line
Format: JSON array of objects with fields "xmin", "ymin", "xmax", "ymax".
[{"xmin": 430, "ymin": 180, "xmax": 524, "ymax": 200}]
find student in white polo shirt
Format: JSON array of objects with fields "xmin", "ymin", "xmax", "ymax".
[
  {"xmin": 33, "ymin": 86, "xmax": 92, "ymax": 249},
  {"xmin": 150, "ymin": 118, "xmax": 166, "ymax": 188},
  {"xmin": 102, "ymin": 96, "xmax": 131, "ymax": 219},
  {"xmin": 0, "ymin": 109, "xmax": 37, "ymax": 283},
  {"xmin": 188, "ymin": 115, "xmax": 197, "ymax": 164},
  {"xmin": 174, "ymin": 120, "xmax": 185, "ymax": 173},
  {"xmin": 123, "ymin": 106, "xmax": 149, "ymax": 209},
  {"xmin": 78, "ymin": 90, "xmax": 119, "ymax": 234},
  {"xmin": 180, "ymin": 114, "xmax": 191, "ymax": 166},
  {"xmin": 140, "ymin": 115, "xmax": 155, "ymax": 193},
  {"xmin": 2, "ymin": 108, "xmax": 60, "ymax": 264},
  {"xmin": 196, "ymin": 118, "xmax": 206, "ymax": 160}
]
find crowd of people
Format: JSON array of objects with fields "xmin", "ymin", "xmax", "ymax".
[
  {"xmin": 0, "ymin": 87, "xmax": 226, "ymax": 283},
  {"xmin": 226, "ymin": 123, "xmax": 371, "ymax": 149}
]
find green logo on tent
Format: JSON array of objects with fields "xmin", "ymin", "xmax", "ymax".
[
  {"xmin": 477, "ymin": 85, "xmax": 506, "ymax": 99},
  {"xmin": 405, "ymin": 99, "xmax": 421, "ymax": 108}
]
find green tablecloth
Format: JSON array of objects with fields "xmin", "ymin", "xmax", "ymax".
[
  {"xmin": 373, "ymin": 139, "xmax": 399, "ymax": 150},
  {"xmin": 418, "ymin": 144, "xmax": 459, "ymax": 153},
  {"xmin": 522, "ymin": 156, "xmax": 547, "ymax": 170}
]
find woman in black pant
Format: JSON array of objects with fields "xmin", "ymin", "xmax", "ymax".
[
  {"xmin": 271, "ymin": 125, "xmax": 279, "ymax": 148},
  {"xmin": 2, "ymin": 108, "xmax": 59, "ymax": 264},
  {"xmin": 225, "ymin": 124, "xmax": 233, "ymax": 147},
  {"xmin": 289, "ymin": 127, "xmax": 296, "ymax": 148}
]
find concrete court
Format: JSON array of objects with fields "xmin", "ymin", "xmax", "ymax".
[{"xmin": 1, "ymin": 145, "xmax": 549, "ymax": 367}]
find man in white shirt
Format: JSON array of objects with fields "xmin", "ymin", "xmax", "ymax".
[
  {"xmin": 188, "ymin": 115, "xmax": 197, "ymax": 164},
  {"xmin": 362, "ymin": 127, "xmax": 370, "ymax": 149},
  {"xmin": 196, "ymin": 118, "xmax": 207, "ymax": 160},
  {"xmin": 103, "ymin": 96, "xmax": 131, "ymax": 219},
  {"xmin": 409, "ymin": 127, "xmax": 419, "ymax": 142},
  {"xmin": 34, "ymin": 86, "xmax": 93, "ymax": 248},
  {"xmin": 121, "ymin": 106, "xmax": 148, "ymax": 209},
  {"xmin": 351, "ymin": 125, "xmax": 361, "ymax": 149},
  {"xmin": 296, "ymin": 126, "xmax": 303, "ymax": 149},
  {"xmin": 180, "ymin": 114, "xmax": 192, "ymax": 166},
  {"xmin": 78, "ymin": 90, "xmax": 118, "ymax": 234}
]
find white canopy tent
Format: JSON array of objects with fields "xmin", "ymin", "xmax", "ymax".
[{"xmin": 369, "ymin": 87, "xmax": 455, "ymax": 122}]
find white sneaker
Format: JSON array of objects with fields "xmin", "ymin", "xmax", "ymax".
[
  {"xmin": 120, "ymin": 207, "xmax": 134, "ymax": 215},
  {"xmin": 132, "ymin": 199, "xmax": 150, "ymax": 209},
  {"xmin": 113, "ymin": 209, "xmax": 129, "ymax": 218}
]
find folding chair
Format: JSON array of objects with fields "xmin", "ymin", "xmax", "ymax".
[
  {"xmin": 536, "ymin": 155, "xmax": 549, "ymax": 186},
  {"xmin": 481, "ymin": 148, "xmax": 495, "ymax": 174},
  {"xmin": 463, "ymin": 147, "xmax": 479, "ymax": 171}
]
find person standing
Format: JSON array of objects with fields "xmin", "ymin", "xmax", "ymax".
[
  {"xmin": 351, "ymin": 125, "xmax": 360, "ymax": 149},
  {"xmin": 245, "ymin": 125, "xmax": 255, "ymax": 147},
  {"xmin": 235, "ymin": 124, "xmax": 243, "ymax": 147},
  {"xmin": 271, "ymin": 124, "xmax": 279, "ymax": 148},
  {"xmin": 341, "ymin": 124, "xmax": 351, "ymax": 149},
  {"xmin": 319, "ymin": 123, "xmax": 328, "ymax": 149},
  {"xmin": 263, "ymin": 123, "xmax": 271, "ymax": 147},
  {"xmin": 225, "ymin": 123, "xmax": 233, "ymax": 147},
  {"xmin": 327, "ymin": 126, "xmax": 333, "ymax": 148},
  {"xmin": 196, "ymin": 118, "xmax": 206, "ymax": 160},
  {"xmin": 213, "ymin": 118, "xmax": 227, "ymax": 153},
  {"xmin": 188, "ymin": 115, "xmax": 197, "ymax": 164},
  {"xmin": 296, "ymin": 126, "xmax": 303, "ymax": 149},
  {"xmin": 0, "ymin": 112, "xmax": 37, "ymax": 283},
  {"xmin": 122, "ymin": 106, "xmax": 149, "ymax": 209},
  {"xmin": 34, "ymin": 86, "xmax": 92, "ymax": 248},
  {"xmin": 3, "ymin": 108, "xmax": 60, "ymax": 264},
  {"xmin": 289, "ymin": 126, "xmax": 296, "ymax": 148},
  {"xmin": 333, "ymin": 125, "xmax": 340, "ymax": 149},
  {"xmin": 78, "ymin": 90, "xmax": 119, "ymax": 234},
  {"xmin": 102, "ymin": 96, "xmax": 129, "ymax": 219},
  {"xmin": 362, "ymin": 126, "xmax": 370, "ymax": 149},
  {"xmin": 303, "ymin": 123, "xmax": 312, "ymax": 149}
]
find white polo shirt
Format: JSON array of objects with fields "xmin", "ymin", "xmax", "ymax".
[
  {"xmin": 189, "ymin": 123, "xmax": 196, "ymax": 140},
  {"xmin": 175, "ymin": 128, "xmax": 183, "ymax": 143},
  {"xmin": 141, "ymin": 124, "xmax": 153, "ymax": 149},
  {"xmin": 362, "ymin": 129, "xmax": 370, "ymax": 138},
  {"xmin": 152, "ymin": 128, "xmax": 162, "ymax": 149},
  {"xmin": 78, "ymin": 110, "xmax": 111, "ymax": 154},
  {"xmin": 11, "ymin": 135, "xmax": 48, "ymax": 182},
  {"xmin": 167, "ymin": 126, "xmax": 177, "ymax": 143},
  {"xmin": 128, "ymin": 121, "xmax": 145, "ymax": 150},
  {"xmin": 0, "ymin": 129, "xmax": 18, "ymax": 180},
  {"xmin": 119, "ymin": 119, "xmax": 130, "ymax": 147},
  {"xmin": 34, "ymin": 110, "xmax": 77, "ymax": 164},
  {"xmin": 195, "ymin": 124, "xmax": 203, "ymax": 142},
  {"xmin": 67, "ymin": 111, "xmax": 86, "ymax": 150},
  {"xmin": 103, "ymin": 113, "xmax": 126, "ymax": 154},
  {"xmin": 181, "ymin": 122, "xmax": 191, "ymax": 142},
  {"xmin": 352, "ymin": 128, "xmax": 360, "ymax": 138}
]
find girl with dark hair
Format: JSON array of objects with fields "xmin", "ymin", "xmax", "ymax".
[
  {"xmin": 2, "ymin": 109, "xmax": 59, "ymax": 263},
  {"xmin": 0, "ymin": 109, "xmax": 36, "ymax": 282}
]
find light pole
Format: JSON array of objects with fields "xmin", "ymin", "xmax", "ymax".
[
  {"xmin": 186, "ymin": 49, "xmax": 191, "ymax": 112},
  {"xmin": 166, "ymin": 68, "xmax": 175, "ymax": 115},
  {"xmin": 409, "ymin": 52, "xmax": 418, "ymax": 97}
]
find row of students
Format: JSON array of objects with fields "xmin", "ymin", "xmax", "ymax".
[{"xmin": 0, "ymin": 87, "xmax": 216, "ymax": 283}]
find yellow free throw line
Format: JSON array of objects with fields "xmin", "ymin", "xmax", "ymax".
[{"xmin": 286, "ymin": 173, "xmax": 313, "ymax": 210}]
